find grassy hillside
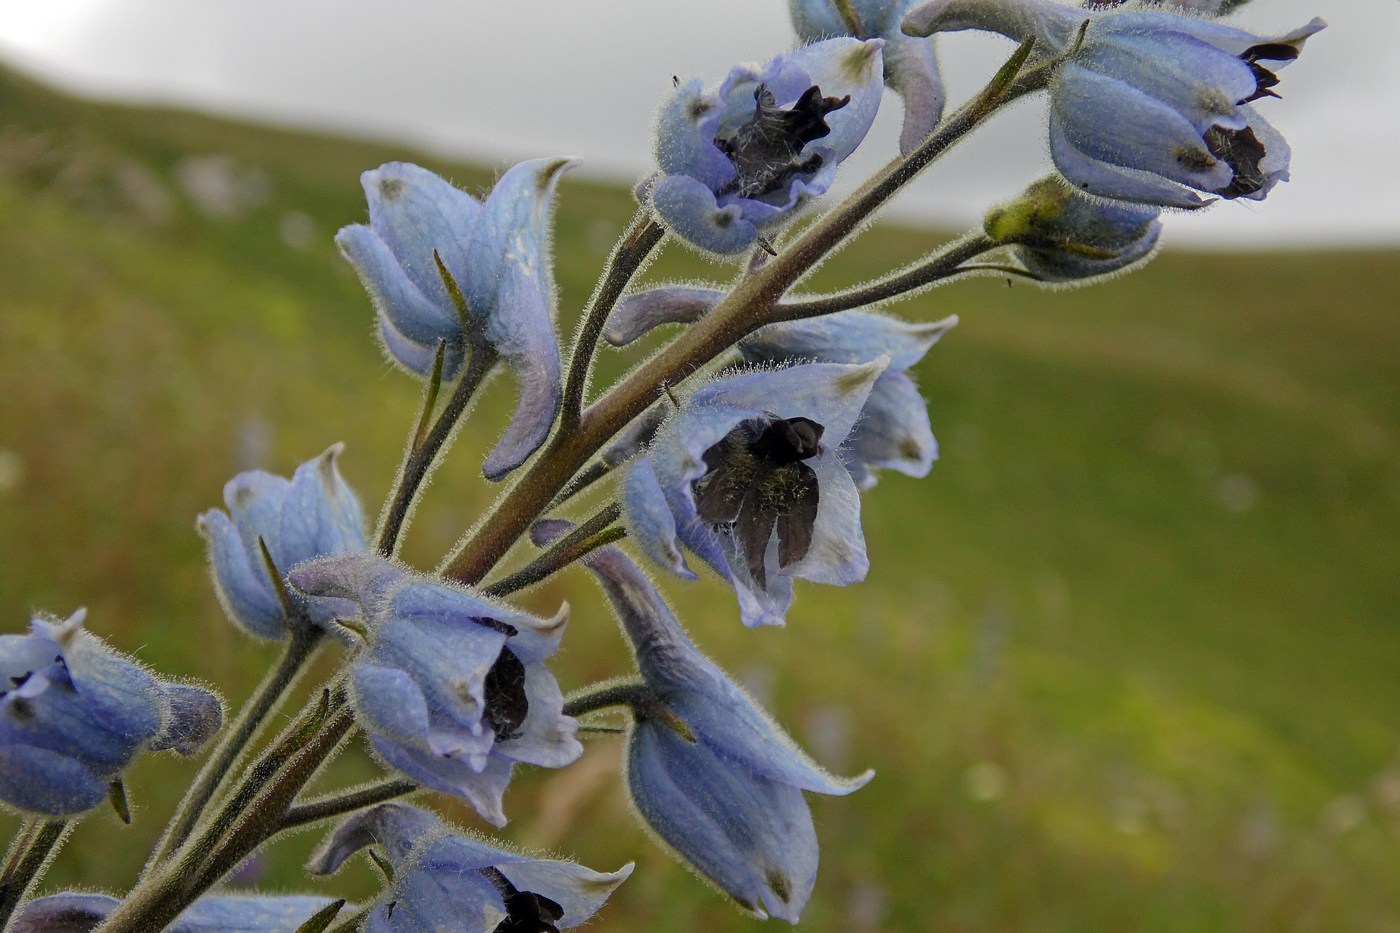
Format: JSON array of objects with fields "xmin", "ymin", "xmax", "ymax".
[{"xmin": 2, "ymin": 61, "xmax": 1398, "ymax": 931}]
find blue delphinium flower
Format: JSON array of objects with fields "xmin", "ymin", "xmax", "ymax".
[
  {"xmin": 197, "ymin": 444, "xmax": 366, "ymax": 641},
  {"xmin": 290, "ymin": 556, "xmax": 581, "ymax": 827},
  {"xmin": 567, "ymin": 537, "xmax": 871, "ymax": 922},
  {"xmin": 14, "ymin": 892, "xmax": 344, "ymax": 932},
  {"xmin": 307, "ymin": 803, "xmax": 633, "ymax": 931},
  {"xmin": 0, "ymin": 610, "xmax": 222, "ymax": 817},
  {"xmin": 903, "ymin": 0, "xmax": 1324, "ymax": 208},
  {"xmin": 624, "ymin": 359, "xmax": 886, "ymax": 627},
  {"xmin": 983, "ymin": 176, "xmax": 1163, "ymax": 282},
  {"xmin": 338, "ymin": 158, "xmax": 575, "ymax": 479},
  {"xmin": 739, "ymin": 311, "xmax": 956, "ymax": 488},
  {"xmin": 649, "ymin": 37, "xmax": 885, "ymax": 255},
  {"xmin": 789, "ymin": 0, "xmax": 945, "ymax": 154}
]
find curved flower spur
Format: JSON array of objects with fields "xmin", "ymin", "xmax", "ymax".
[
  {"xmin": 902, "ymin": 0, "xmax": 1324, "ymax": 208},
  {"xmin": 647, "ymin": 37, "xmax": 885, "ymax": 255},
  {"xmin": 623, "ymin": 359, "xmax": 887, "ymax": 627}
]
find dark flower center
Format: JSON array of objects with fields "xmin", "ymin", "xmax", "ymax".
[
  {"xmin": 716, "ymin": 84, "xmax": 849, "ymax": 200},
  {"xmin": 1205, "ymin": 124, "xmax": 1269, "ymax": 198},
  {"xmin": 1238, "ymin": 42, "xmax": 1299, "ymax": 104},
  {"xmin": 694, "ymin": 416, "xmax": 824, "ymax": 587},
  {"xmin": 483, "ymin": 648, "xmax": 529, "ymax": 742},
  {"xmin": 484, "ymin": 867, "xmax": 565, "ymax": 933}
]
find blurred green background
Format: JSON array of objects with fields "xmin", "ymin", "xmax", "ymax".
[{"xmin": 2, "ymin": 62, "xmax": 1399, "ymax": 931}]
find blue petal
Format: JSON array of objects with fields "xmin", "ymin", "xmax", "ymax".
[
  {"xmin": 628, "ymin": 723, "xmax": 820, "ymax": 922},
  {"xmin": 886, "ymin": 31, "xmax": 945, "ymax": 154},
  {"xmin": 0, "ymin": 744, "xmax": 107, "ymax": 816},
  {"xmin": 654, "ymin": 77, "xmax": 736, "ymax": 190},
  {"xmin": 689, "ymin": 359, "xmax": 887, "ymax": 449},
  {"xmin": 848, "ymin": 370, "xmax": 937, "ymax": 482},
  {"xmin": 651, "ymin": 174, "xmax": 759, "ymax": 256},
  {"xmin": 196, "ymin": 508, "xmax": 284, "ymax": 639},
  {"xmin": 336, "ymin": 224, "xmax": 459, "ymax": 346},
  {"xmin": 308, "ymin": 802, "xmax": 447, "ymax": 872},
  {"xmin": 1079, "ymin": 30, "xmax": 1254, "ymax": 133},
  {"xmin": 349, "ymin": 661, "xmax": 437, "ymax": 751},
  {"xmin": 370, "ymin": 737, "xmax": 515, "ymax": 827},
  {"xmin": 378, "ymin": 851, "xmax": 506, "ymax": 933},
  {"xmin": 279, "ymin": 444, "xmax": 366, "ymax": 562},
  {"xmin": 1048, "ymin": 117, "xmax": 1210, "ymax": 209},
  {"xmin": 361, "ymin": 161, "xmax": 481, "ymax": 308},
  {"xmin": 496, "ymin": 859, "xmax": 634, "ymax": 929},
  {"xmin": 224, "ymin": 470, "xmax": 289, "ymax": 559},
  {"xmin": 61, "ymin": 630, "xmax": 163, "ymax": 743},
  {"xmin": 12, "ymin": 893, "xmax": 120, "ymax": 931},
  {"xmin": 789, "ymin": 455, "xmax": 868, "ymax": 585},
  {"xmin": 465, "ymin": 158, "xmax": 575, "ymax": 481},
  {"xmin": 604, "ymin": 285, "xmax": 724, "ymax": 347},
  {"xmin": 491, "ymin": 662, "xmax": 582, "ymax": 769},
  {"xmin": 171, "ymin": 895, "xmax": 344, "ymax": 932},
  {"xmin": 623, "ymin": 457, "xmax": 695, "ymax": 579},
  {"xmin": 785, "ymin": 38, "xmax": 886, "ymax": 162},
  {"xmin": 902, "ymin": 0, "xmax": 1084, "ymax": 52},
  {"xmin": 742, "ymin": 310, "xmax": 955, "ymax": 371}
]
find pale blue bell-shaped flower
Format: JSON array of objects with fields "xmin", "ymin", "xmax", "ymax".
[
  {"xmin": 564, "ymin": 538, "xmax": 871, "ymax": 922},
  {"xmin": 338, "ymin": 158, "xmax": 576, "ymax": 478},
  {"xmin": 903, "ymin": 0, "xmax": 1324, "ymax": 208},
  {"xmin": 623, "ymin": 360, "xmax": 887, "ymax": 627},
  {"xmin": 197, "ymin": 444, "xmax": 366, "ymax": 640},
  {"xmin": 740, "ymin": 310, "xmax": 956, "ymax": 487},
  {"xmin": 307, "ymin": 803, "xmax": 633, "ymax": 932},
  {"xmin": 789, "ymin": 0, "xmax": 945, "ymax": 153},
  {"xmin": 0, "ymin": 610, "xmax": 221, "ymax": 816},
  {"xmin": 649, "ymin": 37, "xmax": 885, "ymax": 255},
  {"xmin": 13, "ymin": 892, "xmax": 345, "ymax": 932},
  {"xmin": 289, "ymin": 556, "xmax": 581, "ymax": 827}
]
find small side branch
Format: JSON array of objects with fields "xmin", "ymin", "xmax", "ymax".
[
  {"xmin": 481, "ymin": 502, "xmax": 624, "ymax": 598},
  {"xmin": 280, "ymin": 779, "xmax": 419, "ymax": 832}
]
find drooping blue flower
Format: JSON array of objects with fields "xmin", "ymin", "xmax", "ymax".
[
  {"xmin": 566, "ymin": 538, "xmax": 871, "ymax": 922},
  {"xmin": 623, "ymin": 360, "xmax": 886, "ymax": 627},
  {"xmin": 197, "ymin": 444, "xmax": 366, "ymax": 641},
  {"xmin": 338, "ymin": 159, "xmax": 576, "ymax": 479},
  {"xmin": 983, "ymin": 176, "xmax": 1163, "ymax": 282},
  {"xmin": 789, "ymin": 0, "xmax": 945, "ymax": 154},
  {"xmin": 0, "ymin": 610, "xmax": 222, "ymax": 817},
  {"xmin": 903, "ymin": 0, "xmax": 1324, "ymax": 208},
  {"xmin": 649, "ymin": 37, "xmax": 885, "ymax": 255},
  {"xmin": 307, "ymin": 803, "xmax": 633, "ymax": 932},
  {"xmin": 739, "ymin": 310, "xmax": 957, "ymax": 487},
  {"xmin": 13, "ymin": 892, "xmax": 344, "ymax": 932},
  {"xmin": 289, "ymin": 556, "xmax": 581, "ymax": 827}
]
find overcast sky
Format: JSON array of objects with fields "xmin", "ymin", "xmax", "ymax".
[{"xmin": 1, "ymin": 0, "xmax": 1396, "ymax": 248}]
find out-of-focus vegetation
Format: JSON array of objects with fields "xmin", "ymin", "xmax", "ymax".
[{"xmin": 2, "ymin": 61, "xmax": 1398, "ymax": 931}]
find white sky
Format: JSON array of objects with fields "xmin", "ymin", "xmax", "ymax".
[{"xmin": 0, "ymin": 0, "xmax": 1396, "ymax": 248}]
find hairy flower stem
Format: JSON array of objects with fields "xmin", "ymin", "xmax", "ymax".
[
  {"xmin": 562, "ymin": 680, "xmax": 652, "ymax": 718},
  {"xmin": 481, "ymin": 502, "xmax": 624, "ymax": 598},
  {"xmin": 375, "ymin": 339, "xmax": 498, "ymax": 558},
  {"xmin": 776, "ymin": 232, "xmax": 996, "ymax": 317},
  {"xmin": 146, "ymin": 627, "xmax": 322, "ymax": 873},
  {"xmin": 0, "ymin": 819, "xmax": 69, "ymax": 928},
  {"xmin": 95, "ymin": 697, "xmax": 357, "ymax": 933},
  {"xmin": 439, "ymin": 42, "xmax": 1041, "ymax": 588},
  {"xmin": 279, "ymin": 779, "xmax": 419, "ymax": 832},
  {"xmin": 559, "ymin": 212, "xmax": 666, "ymax": 433}
]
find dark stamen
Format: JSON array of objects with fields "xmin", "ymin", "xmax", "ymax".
[
  {"xmin": 483, "ymin": 649, "xmax": 529, "ymax": 742},
  {"xmin": 716, "ymin": 84, "xmax": 849, "ymax": 200},
  {"xmin": 1238, "ymin": 43, "xmax": 1298, "ymax": 104},
  {"xmin": 1205, "ymin": 125, "xmax": 1269, "ymax": 198},
  {"xmin": 484, "ymin": 866, "xmax": 565, "ymax": 933}
]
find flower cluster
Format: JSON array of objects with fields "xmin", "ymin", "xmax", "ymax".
[{"xmin": 0, "ymin": 2, "xmax": 1325, "ymax": 929}]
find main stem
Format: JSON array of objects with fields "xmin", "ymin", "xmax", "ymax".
[{"xmin": 439, "ymin": 47, "xmax": 1040, "ymax": 587}]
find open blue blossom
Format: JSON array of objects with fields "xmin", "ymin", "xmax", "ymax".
[
  {"xmin": 623, "ymin": 359, "xmax": 885, "ymax": 627},
  {"xmin": 308, "ymin": 803, "xmax": 633, "ymax": 931},
  {"xmin": 566, "ymin": 538, "xmax": 871, "ymax": 922},
  {"xmin": 290, "ymin": 556, "xmax": 581, "ymax": 827},
  {"xmin": 14, "ymin": 892, "xmax": 344, "ymax": 932},
  {"xmin": 740, "ymin": 310, "xmax": 957, "ymax": 487},
  {"xmin": 197, "ymin": 444, "xmax": 366, "ymax": 641},
  {"xmin": 338, "ymin": 158, "xmax": 576, "ymax": 479},
  {"xmin": 984, "ymin": 176, "xmax": 1163, "ymax": 282},
  {"xmin": 649, "ymin": 37, "xmax": 884, "ymax": 255},
  {"xmin": 903, "ymin": 0, "xmax": 1324, "ymax": 208},
  {"xmin": 790, "ymin": 0, "xmax": 945, "ymax": 154},
  {"xmin": 0, "ymin": 610, "xmax": 221, "ymax": 817}
]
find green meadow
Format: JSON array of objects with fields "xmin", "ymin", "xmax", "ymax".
[{"xmin": 2, "ymin": 63, "xmax": 1398, "ymax": 930}]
